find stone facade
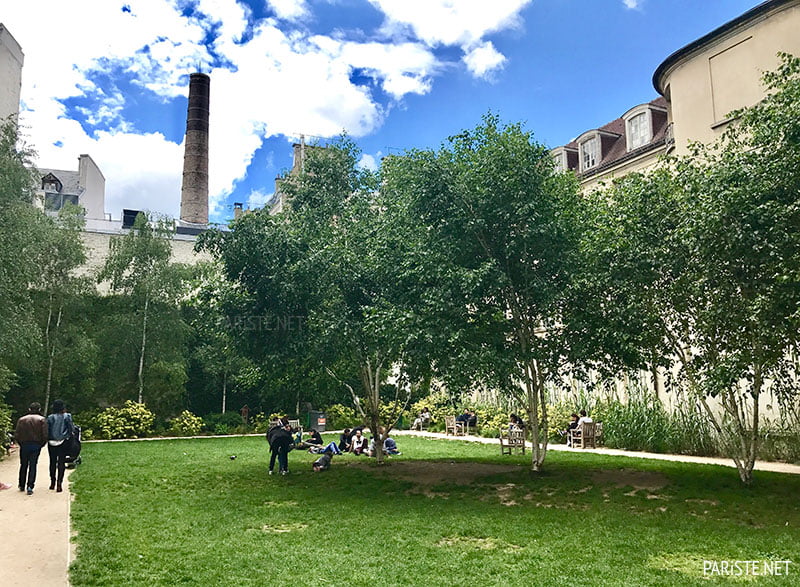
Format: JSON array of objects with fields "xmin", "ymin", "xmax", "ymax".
[{"xmin": 0, "ymin": 24, "xmax": 23, "ymax": 121}]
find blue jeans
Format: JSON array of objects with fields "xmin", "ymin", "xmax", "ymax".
[{"xmin": 19, "ymin": 443, "xmax": 42, "ymax": 490}]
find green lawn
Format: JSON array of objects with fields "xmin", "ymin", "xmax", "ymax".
[{"xmin": 69, "ymin": 435, "xmax": 800, "ymax": 586}]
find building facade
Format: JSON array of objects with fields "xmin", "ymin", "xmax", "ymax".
[
  {"xmin": 37, "ymin": 154, "xmax": 107, "ymax": 221},
  {"xmin": 0, "ymin": 23, "xmax": 23, "ymax": 121},
  {"xmin": 554, "ymin": 0, "xmax": 800, "ymax": 189}
]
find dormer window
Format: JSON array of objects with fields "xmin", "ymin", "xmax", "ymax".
[
  {"xmin": 622, "ymin": 103, "xmax": 666, "ymax": 152},
  {"xmin": 627, "ymin": 112, "xmax": 649, "ymax": 149},
  {"xmin": 41, "ymin": 173, "xmax": 62, "ymax": 193},
  {"xmin": 580, "ymin": 136, "xmax": 599, "ymax": 171}
]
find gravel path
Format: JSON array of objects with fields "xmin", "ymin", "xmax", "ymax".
[
  {"xmin": 0, "ymin": 446, "xmax": 73, "ymax": 586},
  {"xmin": 0, "ymin": 430, "xmax": 797, "ymax": 586}
]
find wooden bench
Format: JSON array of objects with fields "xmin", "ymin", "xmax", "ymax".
[
  {"xmin": 568, "ymin": 421, "xmax": 597, "ymax": 449},
  {"xmin": 499, "ymin": 428, "xmax": 526, "ymax": 455},
  {"xmin": 445, "ymin": 415, "xmax": 465, "ymax": 436}
]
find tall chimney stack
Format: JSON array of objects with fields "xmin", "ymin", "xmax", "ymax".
[{"xmin": 180, "ymin": 72, "xmax": 210, "ymax": 225}]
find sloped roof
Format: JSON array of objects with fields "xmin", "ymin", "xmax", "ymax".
[
  {"xmin": 37, "ymin": 168, "xmax": 83, "ymax": 196},
  {"xmin": 558, "ymin": 96, "xmax": 668, "ymax": 177}
]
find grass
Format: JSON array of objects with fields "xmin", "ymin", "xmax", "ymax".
[{"xmin": 69, "ymin": 435, "xmax": 800, "ymax": 586}]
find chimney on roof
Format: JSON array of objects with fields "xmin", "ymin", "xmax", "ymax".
[{"xmin": 180, "ymin": 72, "xmax": 210, "ymax": 225}]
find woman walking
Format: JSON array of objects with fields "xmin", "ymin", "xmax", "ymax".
[{"xmin": 47, "ymin": 399, "xmax": 74, "ymax": 492}]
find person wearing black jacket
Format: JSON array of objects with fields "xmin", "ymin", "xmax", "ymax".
[
  {"xmin": 267, "ymin": 419, "xmax": 293, "ymax": 476},
  {"xmin": 47, "ymin": 399, "xmax": 75, "ymax": 493}
]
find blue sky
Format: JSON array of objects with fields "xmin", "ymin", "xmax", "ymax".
[{"xmin": 5, "ymin": 0, "xmax": 763, "ymax": 224}]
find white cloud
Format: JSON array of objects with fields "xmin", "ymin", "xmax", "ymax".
[
  {"xmin": 246, "ymin": 189, "xmax": 274, "ymax": 210},
  {"xmin": 4, "ymin": 0, "xmax": 532, "ymax": 222},
  {"xmin": 369, "ymin": 0, "xmax": 530, "ymax": 47},
  {"xmin": 267, "ymin": 0, "xmax": 309, "ymax": 21},
  {"xmin": 358, "ymin": 153, "xmax": 378, "ymax": 171},
  {"xmin": 462, "ymin": 42, "xmax": 506, "ymax": 79},
  {"xmin": 369, "ymin": 0, "xmax": 530, "ymax": 77},
  {"xmin": 623, "ymin": 0, "xmax": 642, "ymax": 9}
]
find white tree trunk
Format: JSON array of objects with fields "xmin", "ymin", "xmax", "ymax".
[{"xmin": 138, "ymin": 293, "xmax": 149, "ymax": 404}]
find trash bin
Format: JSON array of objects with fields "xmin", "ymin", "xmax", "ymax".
[{"xmin": 308, "ymin": 410, "xmax": 327, "ymax": 432}]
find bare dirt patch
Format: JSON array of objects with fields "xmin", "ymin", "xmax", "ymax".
[
  {"xmin": 591, "ymin": 469, "xmax": 669, "ymax": 491},
  {"xmin": 436, "ymin": 536, "xmax": 521, "ymax": 550},
  {"xmin": 257, "ymin": 522, "xmax": 308, "ymax": 533}
]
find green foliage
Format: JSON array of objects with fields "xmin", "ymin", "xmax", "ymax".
[
  {"xmin": 169, "ymin": 410, "xmax": 203, "ymax": 436},
  {"xmin": 92, "ymin": 401, "xmax": 156, "ymax": 439},
  {"xmin": 547, "ymin": 402, "xmax": 578, "ymax": 441},
  {"xmin": 202, "ymin": 412, "xmax": 244, "ymax": 433},
  {"xmin": 324, "ymin": 403, "xmax": 359, "ymax": 429},
  {"xmin": 0, "ymin": 400, "xmax": 12, "ymax": 450},
  {"xmin": 409, "ymin": 389, "xmax": 454, "ymax": 432}
]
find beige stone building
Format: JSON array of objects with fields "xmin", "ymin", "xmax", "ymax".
[
  {"xmin": 0, "ymin": 24, "xmax": 23, "ymax": 121},
  {"xmin": 551, "ymin": 0, "xmax": 800, "ymax": 423},
  {"xmin": 37, "ymin": 155, "xmax": 107, "ymax": 222},
  {"xmin": 554, "ymin": 0, "xmax": 800, "ymax": 189},
  {"xmin": 654, "ymin": 0, "xmax": 800, "ymax": 155}
]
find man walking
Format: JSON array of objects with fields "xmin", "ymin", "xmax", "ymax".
[{"xmin": 15, "ymin": 402, "xmax": 48, "ymax": 495}]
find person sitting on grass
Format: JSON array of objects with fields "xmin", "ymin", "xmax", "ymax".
[
  {"xmin": 367, "ymin": 428, "xmax": 402, "ymax": 457},
  {"xmin": 383, "ymin": 434, "xmax": 401, "ymax": 456},
  {"xmin": 297, "ymin": 428, "xmax": 323, "ymax": 449},
  {"xmin": 338, "ymin": 428, "xmax": 352, "ymax": 453},
  {"xmin": 350, "ymin": 429, "xmax": 368, "ymax": 455}
]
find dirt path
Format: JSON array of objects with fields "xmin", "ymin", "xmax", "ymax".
[
  {"xmin": 0, "ymin": 430, "xmax": 798, "ymax": 587},
  {"xmin": 0, "ymin": 447, "xmax": 73, "ymax": 587}
]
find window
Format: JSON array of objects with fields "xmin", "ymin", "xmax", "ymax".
[
  {"xmin": 627, "ymin": 112, "xmax": 650, "ymax": 149},
  {"xmin": 580, "ymin": 136, "xmax": 599, "ymax": 171},
  {"xmin": 44, "ymin": 193, "xmax": 79, "ymax": 211}
]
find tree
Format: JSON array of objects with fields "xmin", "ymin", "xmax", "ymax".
[
  {"xmin": 0, "ymin": 118, "xmax": 46, "ymax": 396},
  {"xmin": 183, "ymin": 262, "xmax": 253, "ymax": 414},
  {"xmin": 201, "ymin": 139, "xmax": 437, "ymax": 462},
  {"xmin": 34, "ymin": 204, "xmax": 89, "ymax": 411},
  {"xmin": 586, "ymin": 53, "xmax": 800, "ymax": 484},
  {"xmin": 385, "ymin": 115, "xmax": 585, "ymax": 471},
  {"xmin": 98, "ymin": 213, "xmax": 187, "ymax": 408}
]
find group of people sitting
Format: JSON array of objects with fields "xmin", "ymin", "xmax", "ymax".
[
  {"xmin": 336, "ymin": 426, "xmax": 401, "ymax": 457},
  {"xmin": 270, "ymin": 424, "xmax": 402, "ymax": 473},
  {"xmin": 456, "ymin": 408, "xmax": 478, "ymax": 430}
]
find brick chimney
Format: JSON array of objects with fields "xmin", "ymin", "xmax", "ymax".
[{"xmin": 180, "ymin": 72, "xmax": 210, "ymax": 225}]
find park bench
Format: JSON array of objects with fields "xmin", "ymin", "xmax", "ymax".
[
  {"xmin": 499, "ymin": 428, "xmax": 526, "ymax": 455},
  {"xmin": 568, "ymin": 421, "xmax": 597, "ymax": 449},
  {"xmin": 463, "ymin": 415, "xmax": 478, "ymax": 436},
  {"xmin": 445, "ymin": 415, "xmax": 465, "ymax": 436}
]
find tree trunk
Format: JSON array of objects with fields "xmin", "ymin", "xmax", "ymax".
[
  {"xmin": 138, "ymin": 293, "xmax": 149, "ymax": 404},
  {"xmin": 44, "ymin": 300, "xmax": 62, "ymax": 414},
  {"xmin": 222, "ymin": 371, "xmax": 227, "ymax": 414},
  {"xmin": 524, "ymin": 359, "xmax": 547, "ymax": 472}
]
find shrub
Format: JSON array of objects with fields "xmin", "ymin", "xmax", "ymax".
[
  {"xmin": 548, "ymin": 402, "xmax": 579, "ymax": 441},
  {"xmin": 325, "ymin": 404, "xmax": 360, "ymax": 430},
  {"xmin": 93, "ymin": 401, "xmax": 155, "ymax": 439},
  {"xmin": 379, "ymin": 400, "xmax": 408, "ymax": 429},
  {"xmin": 0, "ymin": 401, "xmax": 12, "ymax": 451},
  {"xmin": 409, "ymin": 391, "xmax": 454, "ymax": 432},
  {"xmin": 170, "ymin": 410, "xmax": 203, "ymax": 436},
  {"xmin": 202, "ymin": 412, "xmax": 243, "ymax": 433},
  {"xmin": 252, "ymin": 412, "xmax": 271, "ymax": 433}
]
